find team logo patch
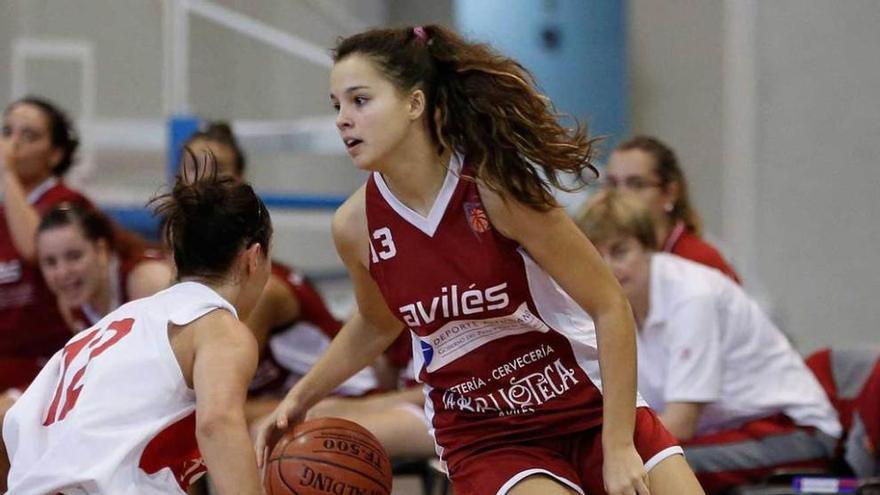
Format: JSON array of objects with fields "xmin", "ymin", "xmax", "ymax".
[
  {"xmin": 464, "ymin": 202, "xmax": 491, "ymax": 234},
  {"xmin": 420, "ymin": 340, "xmax": 434, "ymax": 367}
]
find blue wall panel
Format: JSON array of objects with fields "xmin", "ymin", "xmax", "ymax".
[{"xmin": 454, "ymin": 0, "xmax": 627, "ymax": 145}]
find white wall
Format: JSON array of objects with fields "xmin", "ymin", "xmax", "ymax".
[
  {"xmin": 0, "ymin": 0, "xmax": 387, "ymax": 274},
  {"xmin": 628, "ymin": 0, "xmax": 726, "ymax": 245},
  {"xmin": 629, "ymin": 0, "xmax": 880, "ymax": 352},
  {"xmin": 752, "ymin": 1, "xmax": 880, "ymax": 351}
]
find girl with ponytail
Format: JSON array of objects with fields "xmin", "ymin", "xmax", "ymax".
[{"xmin": 257, "ymin": 25, "xmax": 703, "ymax": 495}]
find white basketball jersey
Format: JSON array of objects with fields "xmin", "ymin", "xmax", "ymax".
[{"xmin": 2, "ymin": 282, "xmax": 237, "ymax": 495}]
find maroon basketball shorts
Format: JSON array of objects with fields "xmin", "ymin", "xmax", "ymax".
[{"xmin": 447, "ymin": 407, "xmax": 682, "ymax": 495}]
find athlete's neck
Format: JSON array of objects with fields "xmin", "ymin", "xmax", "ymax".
[
  {"xmin": 655, "ymin": 216, "xmax": 673, "ymax": 251},
  {"xmin": 5, "ymin": 168, "xmax": 51, "ymax": 196},
  {"xmin": 630, "ymin": 263, "xmax": 652, "ymax": 328},
  {"xmin": 381, "ymin": 145, "xmax": 452, "ymax": 217},
  {"xmin": 179, "ymin": 276, "xmax": 246, "ymax": 317},
  {"xmin": 90, "ymin": 268, "xmax": 114, "ymax": 317}
]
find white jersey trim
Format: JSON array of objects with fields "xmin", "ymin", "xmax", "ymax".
[
  {"xmin": 26, "ymin": 177, "xmax": 59, "ymax": 204},
  {"xmin": 421, "ymin": 381, "xmax": 445, "ymax": 468},
  {"xmin": 645, "ymin": 446, "xmax": 684, "ymax": 472},
  {"xmin": 372, "ymin": 153, "xmax": 463, "ymax": 237},
  {"xmin": 517, "ymin": 247, "xmax": 648, "ymax": 407},
  {"xmin": 497, "ymin": 468, "xmax": 584, "ymax": 495}
]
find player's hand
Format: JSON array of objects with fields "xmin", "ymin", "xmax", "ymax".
[
  {"xmin": 0, "ymin": 143, "xmax": 9, "ymax": 175},
  {"xmin": 0, "ymin": 136, "xmax": 14, "ymax": 170},
  {"xmin": 254, "ymin": 393, "xmax": 308, "ymax": 469},
  {"xmin": 603, "ymin": 443, "xmax": 650, "ymax": 495}
]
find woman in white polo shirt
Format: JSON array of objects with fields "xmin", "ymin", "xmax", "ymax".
[{"xmin": 576, "ymin": 191, "xmax": 841, "ymax": 494}]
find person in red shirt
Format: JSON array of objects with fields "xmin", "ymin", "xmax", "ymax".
[
  {"xmin": 257, "ymin": 25, "xmax": 704, "ymax": 495},
  {"xmin": 36, "ymin": 202, "xmax": 172, "ymax": 331},
  {"xmin": 0, "ymin": 97, "xmax": 93, "ymax": 392},
  {"xmin": 602, "ymin": 136, "xmax": 740, "ymax": 282}
]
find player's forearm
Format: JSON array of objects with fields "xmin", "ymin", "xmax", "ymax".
[
  {"xmin": 1, "ymin": 169, "xmax": 40, "ymax": 261},
  {"xmin": 197, "ymin": 413, "xmax": 262, "ymax": 495},
  {"xmin": 595, "ymin": 300, "xmax": 638, "ymax": 449},
  {"xmin": 288, "ymin": 314, "xmax": 402, "ymax": 410}
]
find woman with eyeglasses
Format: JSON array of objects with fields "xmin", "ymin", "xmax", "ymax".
[{"xmin": 602, "ymin": 136, "xmax": 740, "ymax": 282}]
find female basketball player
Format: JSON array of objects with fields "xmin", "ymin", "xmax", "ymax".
[
  {"xmin": 36, "ymin": 202, "xmax": 172, "ymax": 331},
  {"xmin": 0, "ymin": 97, "xmax": 95, "ymax": 391},
  {"xmin": 578, "ymin": 191, "xmax": 841, "ymax": 493},
  {"xmin": 257, "ymin": 25, "xmax": 704, "ymax": 495},
  {"xmin": 2, "ymin": 166, "xmax": 271, "ymax": 495},
  {"xmin": 182, "ymin": 123, "xmax": 387, "ymax": 424},
  {"xmin": 601, "ymin": 136, "xmax": 740, "ymax": 282}
]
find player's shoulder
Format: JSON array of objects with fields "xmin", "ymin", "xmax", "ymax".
[
  {"xmin": 189, "ymin": 308, "xmax": 255, "ymax": 344},
  {"xmin": 332, "ymin": 185, "xmax": 368, "ymax": 262},
  {"xmin": 265, "ymin": 269, "xmax": 299, "ymax": 305},
  {"xmin": 333, "ymin": 185, "xmax": 367, "ymax": 234},
  {"xmin": 476, "ymin": 181, "xmax": 568, "ymax": 242},
  {"xmin": 674, "ymin": 233, "xmax": 727, "ymax": 265},
  {"xmin": 36, "ymin": 182, "xmax": 90, "ymax": 211},
  {"xmin": 654, "ymin": 253, "xmax": 721, "ymax": 303}
]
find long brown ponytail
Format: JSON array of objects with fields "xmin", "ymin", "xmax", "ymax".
[{"xmin": 333, "ymin": 25, "xmax": 599, "ymax": 210}]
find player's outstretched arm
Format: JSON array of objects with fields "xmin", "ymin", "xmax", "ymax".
[
  {"xmin": 255, "ymin": 190, "xmax": 404, "ymax": 466},
  {"xmin": 0, "ymin": 151, "xmax": 42, "ymax": 261},
  {"xmin": 190, "ymin": 310, "xmax": 262, "ymax": 495}
]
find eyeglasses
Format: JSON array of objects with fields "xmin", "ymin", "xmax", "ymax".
[{"xmin": 602, "ymin": 176, "xmax": 664, "ymax": 192}]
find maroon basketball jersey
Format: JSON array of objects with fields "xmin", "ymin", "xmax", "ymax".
[
  {"xmin": 365, "ymin": 156, "xmax": 638, "ymax": 464},
  {"xmin": 0, "ymin": 179, "xmax": 91, "ymax": 389}
]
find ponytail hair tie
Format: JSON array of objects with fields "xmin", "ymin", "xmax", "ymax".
[{"xmin": 413, "ymin": 26, "xmax": 428, "ymax": 42}]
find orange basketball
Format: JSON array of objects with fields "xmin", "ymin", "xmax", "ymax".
[{"xmin": 264, "ymin": 417, "xmax": 393, "ymax": 495}]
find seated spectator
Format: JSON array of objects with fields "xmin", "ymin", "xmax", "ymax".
[
  {"xmin": 602, "ymin": 135, "xmax": 740, "ymax": 282},
  {"xmin": 577, "ymin": 190, "xmax": 841, "ymax": 493},
  {"xmin": 1, "ymin": 97, "xmax": 94, "ymax": 392},
  {"xmin": 1, "ymin": 96, "xmax": 151, "ymax": 491},
  {"xmin": 36, "ymin": 202, "xmax": 172, "ymax": 331}
]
